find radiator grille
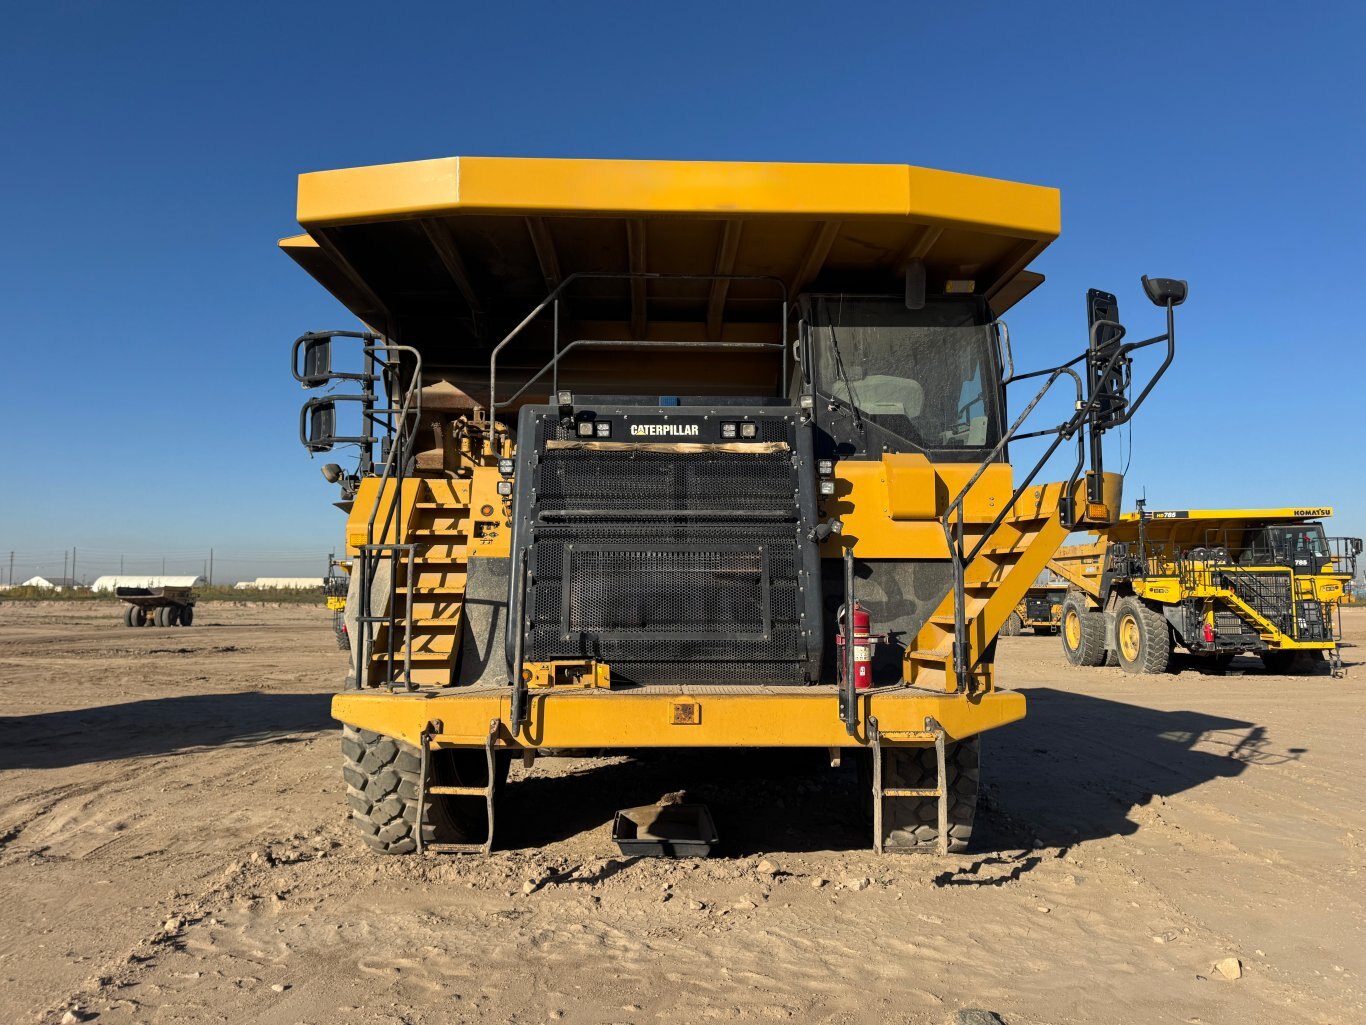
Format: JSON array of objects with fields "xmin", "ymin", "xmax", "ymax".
[{"xmin": 523, "ymin": 413, "xmax": 815, "ymax": 685}]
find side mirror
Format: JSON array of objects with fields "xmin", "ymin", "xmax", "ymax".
[
  {"xmin": 1141, "ymin": 275, "xmax": 1188, "ymax": 307},
  {"xmin": 300, "ymin": 336, "xmax": 333, "ymax": 388},
  {"xmin": 301, "ymin": 398, "xmax": 337, "ymax": 452}
]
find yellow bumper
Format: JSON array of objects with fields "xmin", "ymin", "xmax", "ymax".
[{"xmin": 332, "ymin": 687, "xmax": 1026, "ymax": 749}]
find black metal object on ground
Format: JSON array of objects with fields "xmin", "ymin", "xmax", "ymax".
[{"xmin": 612, "ymin": 804, "xmax": 719, "ymax": 858}]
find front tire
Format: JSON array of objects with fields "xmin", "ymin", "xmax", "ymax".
[
  {"xmin": 1061, "ymin": 592, "xmax": 1106, "ymax": 667},
  {"xmin": 879, "ymin": 738, "xmax": 980, "ymax": 853},
  {"xmin": 1259, "ymin": 650, "xmax": 1296, "ymax": 674},
  {"xmin": 1000, "ymin": 612, "xmax": 1024, "ymax": 637},
  {"xmin": 340, "ymin": 725, "xmax": 506, "ymax": 854},
  {"xmin": 1114, "ymin": 597, "xmax": 1171, "ymax": 675}
]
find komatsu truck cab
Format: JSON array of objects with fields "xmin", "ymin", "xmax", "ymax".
[{"xmin": 283, "ymin": 156, "xmax": 1181, "ymax": 855}]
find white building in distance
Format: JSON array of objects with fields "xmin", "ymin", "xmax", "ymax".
[
  {"xmin": 21, "ymin": 575, "xmax": 79, "ymax": 590},
  {"xmin": 233, "ymin": 578, "xmax": 325, "ymax": 590}
]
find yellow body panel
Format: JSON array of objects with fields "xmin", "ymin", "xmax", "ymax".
[
  {"xmin": 295, "ymin": 155, "xmax": 1060, "ymax": 236},
  {"xmin": 333, "ymin": 687, "xmax": 1026, "ymax": 750}
]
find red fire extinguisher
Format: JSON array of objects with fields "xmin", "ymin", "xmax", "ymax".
[{"xmin": 836, "ymin": 601, "xmax": 883, "ymax": 691}]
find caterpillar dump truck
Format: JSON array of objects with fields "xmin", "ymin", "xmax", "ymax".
[
  {"xmin": 282, "ymin": 155, "xmax": 1182, "ymax": 855},
  {"xmin": 1052, "ymin": 505, "xmax": 1361, "ymax": 675}
]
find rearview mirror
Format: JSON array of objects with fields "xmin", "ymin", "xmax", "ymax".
[
  {"xmin": 302, "ymin": 398, "xmax": 336, "ymax": 452},
  {"xmin": 300, "ymin": 336, "xmax": 333, "ymax": 387},
  {"xmin": 1141, "ymin": 275, "xmax": 1188, "ymax": 307}
]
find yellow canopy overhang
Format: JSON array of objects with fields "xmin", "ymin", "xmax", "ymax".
[{"xmin": 281, "ymin": 155, "xmax": 1060, "ymax": 357}]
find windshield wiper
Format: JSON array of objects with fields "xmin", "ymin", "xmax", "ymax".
[{"xmin": 822, "ymin": 305, "xmax": 863, "ymax": 435}]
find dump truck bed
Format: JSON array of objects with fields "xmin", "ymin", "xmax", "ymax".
[{"xmin": 280, "ymin": 155, "xmax": 1060, "ymax": 376}]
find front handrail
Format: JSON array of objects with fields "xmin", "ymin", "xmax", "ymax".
[
  {"xmin": 494, "ymin": 339, "xmax": 787, "ymax": 412},
  {"xmin": 487, "ymin": 271, "xmax": 790, "ymax": 417},
  {"xmin": 355, "ymin": 344, "xmax": 423, "ymax": 690},
  {"xmin": 940, "ymin": 306, "xmax": 1179, "ymax": 694}
]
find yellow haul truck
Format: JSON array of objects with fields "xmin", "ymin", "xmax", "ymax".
[
  {"xmin": 1001, "ymin": 577, "xmax": 1068, "ymax": 636},
  {"xmin": 1052, "ymin": 506, "xmax": 1361, "ymax": 675},
  {"xmin": 283, "ymin": 156, "xmax": 1182, "ymax": 855}
]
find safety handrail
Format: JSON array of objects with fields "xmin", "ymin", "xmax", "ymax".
[
  {"xmin": 940, "ymin": 305, "xmax": 1179, "ymax": 695},
  {"xmin": 355, "ymin": 344, "xmax": 423, "ymax": 691},
  {"xmin": 487, "ymin": 271, "xmax": 790, "ymax": 417}
]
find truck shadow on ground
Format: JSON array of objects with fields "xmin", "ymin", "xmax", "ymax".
[
  {"xmin": 498, "ymin": 687, "xmax": 1299, "ymax": 858},
  {"xmin": 978, "ymin": 686, "xmax": 1301, "ymax": 847},
  {"xmin": 0, "ymin": 692, "xmax": 335, "ymax": 770}
]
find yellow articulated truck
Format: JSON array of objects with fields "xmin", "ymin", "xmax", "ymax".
[
  {"xmin": 1051, "ymin": 505, "xmax": 1361, "ymax": 676},
  {"xmin": 282, "ymin": 155, "xmax": 1182, "ymax": 855}
]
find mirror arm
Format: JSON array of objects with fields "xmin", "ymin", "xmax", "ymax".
[{"xmin": 1105, "ymin": 302, "xmax": 1176, "ymax": 430}]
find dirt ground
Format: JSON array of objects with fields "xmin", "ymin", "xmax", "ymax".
[{"xmin": 1, "ymin": 602, "xmax": 1363, "ymax": 1025}]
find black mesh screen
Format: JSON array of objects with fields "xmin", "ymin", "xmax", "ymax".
[{"xmin": 525, "ymin": 414, "xmax": 811, "ymax": 685}]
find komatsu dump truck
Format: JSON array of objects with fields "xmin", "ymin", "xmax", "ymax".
[
  {"xmin": 283, "ymin": 156, "xmax": 1182, "ymax": 854},
  {"xmin": 1051, "ymin": 505, "xmax": 1360, "ymax": 675}
]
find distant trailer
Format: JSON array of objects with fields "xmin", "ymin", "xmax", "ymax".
[{"xmin": 116, "ymin": 586, "xmax": 197, "ymax": 628}]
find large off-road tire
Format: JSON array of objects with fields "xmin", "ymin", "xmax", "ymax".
[
  {"xmin": 880, "ymin": 737, "xmax": 980, "ymax": 853},
  {"xmin": 1000, "ymin": 612, "xmax": 1024, "ymax": 637},
  {"xmin": 1114, "ymin": 596, "xmax": 1171, "ymax": 675},
  {"xmin": 179, "ymin": 605, "xmax": 193, "ymax": 626},
  {"xmin": 1259, "ymin": 650, "xmax": 1297, "ymax": 674},
  {"xmin": 153, "ymin": 606, "xmax": 168, "ymax": 628},
  {"xmin": 167, "ymin": 605, "xmax": 182, "ymax": 627},
  {"xmin": 340, "ymin": 725, "xmax": 507, "ymax": 855},
  {"xmin": 1061, "ymin": 592, "xmax": 1106, "ymax": 667},
  {"xmin": 124, "ymin": 604, "xmax": 142, "ymax": 628}
]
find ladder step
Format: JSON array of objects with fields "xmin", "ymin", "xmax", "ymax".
[
  {"xmin": 397, "ymin": 587, "xmax": 466, "ymax": 595},
  {"xmin": 417, "ymin": 557, "xmax": 467, "ymax": 565},
  {"xmin": 430, "ymin": 733, "xmax": 495, "ymax": 746},
  {"xmin": 427, "ymin": 784, "xmax": 490, "ymax": 797},
  {"xmin": 371, "ymin": 650, "xmax": 452, "ymax": 662},
  {"xmin": 883, "ymin": 788, "xmax": 942, "ymax": 799},
  {"xmin": 412, "ymin": 528, "xmax": 469, "ymax": 538},
  {"xmin": 412, "ymin": 618, "xmax": 463, "ymax": 627},
  {"xmin": 909, "ymin": 649, "xmax": 951, "ymax": 662}
]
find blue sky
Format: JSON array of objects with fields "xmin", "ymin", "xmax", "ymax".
[{"xmin": 3, "ymin": 2, "xmax": 1363, "ymax": 583}]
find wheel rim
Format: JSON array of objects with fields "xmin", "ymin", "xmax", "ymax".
[
  {"xmin": 1119, "ymin": 615, "xmax": 1141, "ymax": 662},
  {"xmin": 1064, "ymin": 609, "xmax": 1081, "ymax": 649}
]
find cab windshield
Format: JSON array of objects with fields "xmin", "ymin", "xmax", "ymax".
[
  {"xmin": 1267, "ymin": 525, "xmax": 1329, "ymax": 561},
  {"xmin": 805, "ymin": 296, "xmax": 1002, "ymax": 459}
]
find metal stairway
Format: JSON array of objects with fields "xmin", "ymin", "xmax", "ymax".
[
  {"xmin": 368, "ymin": 478, "xmax": 473, "ymax": 688},
  {"xmin": 907, "ymin": 497, "xmax": 1071, "ymax": 692}
]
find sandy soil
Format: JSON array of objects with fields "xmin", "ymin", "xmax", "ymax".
[{"xmin": 1, "ymin": 600, "xmax": 1363, "ymax": 1025}]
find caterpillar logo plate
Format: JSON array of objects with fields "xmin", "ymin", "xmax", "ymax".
[{"xmin": 630, "ymin": 424, "xmax": 700, "ymax": 437}]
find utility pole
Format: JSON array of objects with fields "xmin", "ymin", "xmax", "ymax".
[
  {"xmin": 209, "ymin": 548, "xmax": 214, "ymax": 586},
  {"xmin": 8, "ymin": 551, "xmax": 13, "ymax": 586},
  {"xmin": 162, "ymin": 556, "xmax": 166, "ymax": 575},
  {"xmin": 63, "ymin": 550, "xmax": 69, "ymax": 583},
  {"xmin": 120, "ymin": 554, "xmax": 124, "ymax": 573},
  {"xmin": 72, "ymin": 547, "xmax": 77, "ymax": 585}
]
